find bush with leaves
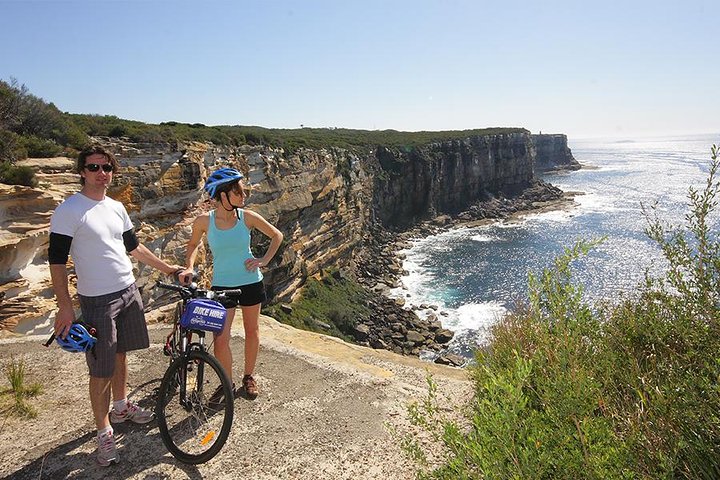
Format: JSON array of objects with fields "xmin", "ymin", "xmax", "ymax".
[
  {"xmin": 0, "ymin": 78, "xmax": 89, "ymax": 155},
  {"xmin": 0, "ymin": 129, "xmax": 24, "ymax": 162},
  {"xmin": 17, "ymin": 134, "xmax": 63, "ymax": 158},
  {"xmin": 0, "ymin": 160, "xmax": 37, "ymax": 187},
  {"xmin": 600, "ymin": 146, "xmax": 720, "ymax": 478},
  {"xmin": 402, "ymin": 146, "xmax": 720, "ymax": 479}
]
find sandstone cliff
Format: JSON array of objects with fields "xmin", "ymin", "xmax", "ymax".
[{"xmin": 0, "ymin": 132, "xmax": 577, "ymax": 352}]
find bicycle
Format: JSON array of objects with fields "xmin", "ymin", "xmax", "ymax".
[{"xmin": 155, "ymin": 281, "xmax": 242, "ymax": 464}]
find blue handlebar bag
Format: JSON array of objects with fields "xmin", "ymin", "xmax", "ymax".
[{"xmin": 180, "ymin": 299, "xmax": 227, "ymax": 333}]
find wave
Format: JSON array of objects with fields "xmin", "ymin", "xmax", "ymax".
[
  {"xmin": 573, "ymin": 191, "xmax": 619, "ymax": 213},
  {"xmin": 447, "ymin": 301, "xmax": 508, "ymax": 332},
  {"xmin": 470, "ymin": 233, "xmax": 499, "ymax": 242},
  {"xmin": 521, "ymin": 209, "xmax": 574, "ymax": 223}
]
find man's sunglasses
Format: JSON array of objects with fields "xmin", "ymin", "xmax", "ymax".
[{"xmin": 85, "ymin": 163, "xmax": 114, "ymax": 173}]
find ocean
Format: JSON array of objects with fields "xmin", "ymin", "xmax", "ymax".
[{"xmin": 392, "ymin": 133, "xmax": 720, "ymax": 358}]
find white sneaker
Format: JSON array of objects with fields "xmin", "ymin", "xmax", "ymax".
[
  {"xmin": 110, "ymin": 401, "xmax": 155, "ymax": 424},
  {"xmin": 96, "ymin": 431, "xmax": 119, "ymax": 466}
]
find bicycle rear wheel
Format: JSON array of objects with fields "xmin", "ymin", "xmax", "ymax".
[{"xmin": 156, "ymin": 350, "xmax": 234, "ymax": 464}]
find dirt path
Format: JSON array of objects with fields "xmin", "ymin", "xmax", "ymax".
[{"xmin": 0, "ymin": 315, "xmax": 471, "ymax": 479}]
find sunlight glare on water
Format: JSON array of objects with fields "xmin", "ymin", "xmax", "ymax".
[{"xmin": 393, "ymin": 134, "xmax": 720, "ymax": 357}]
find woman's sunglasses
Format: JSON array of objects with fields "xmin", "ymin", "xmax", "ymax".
[{"xmin": 85, "ymin": 163, "xmax": 114, "ymax": 173}]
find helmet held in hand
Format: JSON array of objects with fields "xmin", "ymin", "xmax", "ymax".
[{"xmin": 56, "ymin": 322, "xmax": 97, "ymax": 353}]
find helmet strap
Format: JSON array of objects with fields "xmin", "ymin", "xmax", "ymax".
[{"xmin": 219, "ymin": 191, "xmax": 243, "ymax": 214}]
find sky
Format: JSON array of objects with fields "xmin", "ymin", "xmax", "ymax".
[{"xmin": 1, "ymin": 0, "xmax": 718, "ymax": 139}]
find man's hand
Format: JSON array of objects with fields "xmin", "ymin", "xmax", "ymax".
[
  {"xmin": 167, "ymin": 264, "xmax": 185, "ymax": 275},
  {"xmin": 54, "ymin": 306, "xmax": 75, "ymax": 339}
]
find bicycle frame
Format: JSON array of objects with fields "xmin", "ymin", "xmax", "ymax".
[{"xmin": 157, "ymin": 282, "xmax": 241, "ymax": 410}]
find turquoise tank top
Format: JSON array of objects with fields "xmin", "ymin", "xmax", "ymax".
[{"xmin": 207, "ymin": 209, "xmax": 263, "ymax": 287}]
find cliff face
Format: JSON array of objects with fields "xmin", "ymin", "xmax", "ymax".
[
  {"xmin": 0, "ymin": 132, "xmax": 573, "ymax": 335},
  {"xmin": 374, "ymin": 133, "xmax": 535, "ymax": 228},
  {"xmin": 532, "ymin": 134, "xmax": 580, "ymax": 172},
  {"xmin": 226, "ymin": 146, "xmax": 373, "ymax": 300}
]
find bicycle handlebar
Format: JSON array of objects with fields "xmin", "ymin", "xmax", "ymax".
[
  {"xmin": 156, "ymin": 282, "xmax": 243, "ymax": 300},
  {"xmin": 217, "ymin": 288, "xmax": 243, "ymax": 297},
  {"xmin": 157, "ymin": 281, "xmax": 189, "ymax": 294}
]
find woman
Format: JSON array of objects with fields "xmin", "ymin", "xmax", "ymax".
[{"xmin": 180, "ymin": 167, "xmax": 283, "ymax": 399}]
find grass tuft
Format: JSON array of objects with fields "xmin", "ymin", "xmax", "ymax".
[{"xmin": 1, "ymin": 357, "xmax": 43, "ymax": 420}]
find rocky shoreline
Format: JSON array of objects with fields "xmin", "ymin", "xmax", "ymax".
[{"xmin": 351, "ymin": 179, "xmax": 577, "ymax": 366}]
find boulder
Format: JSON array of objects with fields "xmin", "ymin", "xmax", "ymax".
[
  {"xmin": 405, "ymin": 330, "xmax": 425, "ymax": 344},
  {"xmin": 435, "ymin": 328, "xmax": 454, "ymax": 344},
  {"xmin": 434, "ymin": 354, "xmax": 466, "ymax": 367}
]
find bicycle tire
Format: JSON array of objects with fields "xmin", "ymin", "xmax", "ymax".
[{"xmin": 156, "ymin": 350, "xmax": 234, "ymax": 464}]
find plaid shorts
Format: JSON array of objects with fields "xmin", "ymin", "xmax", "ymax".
[{"xmin": 78, "ymin": 283, "xmax": 149, "ymax": 378}]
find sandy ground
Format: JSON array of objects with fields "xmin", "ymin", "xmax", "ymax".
[{"xmin": 0, "ymin": 314, "xmax": 472, "ymax": 480}]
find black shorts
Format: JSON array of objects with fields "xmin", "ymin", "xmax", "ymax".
[{"xmin": 211, "ymin": 281, "xmax": 266, "ymax": 308}]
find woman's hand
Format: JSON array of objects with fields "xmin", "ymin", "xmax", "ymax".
[
  {"xmin": 244, "ymin": 257, "xmax": 265, "ymax": 271},
  {"xmin": 177, "ymin": 268, "xmax": 194, "ymax": 285}
]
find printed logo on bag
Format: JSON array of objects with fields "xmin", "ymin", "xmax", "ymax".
[
  {"xmin": 180, "ymin": 299, "xmax": 228, "ymax": 333},
  {"xmin": 191, "ymin": 305, "xmax": 226, "ymax": 319}
]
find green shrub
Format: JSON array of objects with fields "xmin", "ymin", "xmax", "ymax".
[
  {"xmin": 0, "ymin": 79, "xmax": 88, "ymax": 151},
  {"xmin": 0, "ymin": 160, "xmax": 37, "ymax": 186},
  {"xmin": 600, "ymin": 146, "xmax": 720, "ymax": 478},
  {"xmin": 402, "ymin": 146, "xmax": 720, "ymax": 479},
  {"xmin": 68, "ymin": 113, "xmax": 525, "ymax": 151},
  {"xmin": 5, "ymin": 78, "xmax": 526, "ymax": 159},
  {"xmin": 107, "ymin": 124, "xmax": 127, "ymax": 138},
  {"xmin": 0, "ymin": 129, "xmax": 24, "ymax": 162},
  {"xmin": 18, "ymin": 134, "xmax": 63, "ymax": 158}
]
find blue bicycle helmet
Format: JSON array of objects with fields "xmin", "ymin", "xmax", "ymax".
[
  {"xmin": 56, "ymin": 322, "xmax": 97, "ymax": 353},
  {"xmin": 203, "ymin": 168, "xmax": 244, "ymax": 199}
]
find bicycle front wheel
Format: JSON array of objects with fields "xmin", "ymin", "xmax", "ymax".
[{"xmin": 156, "ymin": 350, "xmax": 234, "ymax": 464}]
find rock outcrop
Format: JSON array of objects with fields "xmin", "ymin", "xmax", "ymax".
[
  {"xmin": 374, "ymin": 133, "xmax": 536, "ymax": 228},
  {"xmin": 532, "ymin": 133, "xmax": 581, "ymax": 172},
  {"xmin": 0, "ymin": 158, "xmax": 81, "ymax": 335}
]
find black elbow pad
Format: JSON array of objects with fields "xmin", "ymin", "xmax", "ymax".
[
  {"xmin": 48, "ymin": 233, "xmax": 72, "ymax": 264},
  {"xmin": 123, "ymin": 228, "xmax": 140, "ymax": 253}
]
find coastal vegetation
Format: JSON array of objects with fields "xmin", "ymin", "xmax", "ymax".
[
  {"xmin": 69, "ymin": 114, "xmax": 526, "ymax": 153},
  {"xmin": 264, "ymin": 270, "xmax": 372, "ymax": 342},
  {"xmin": 401, "ymin": 149, "xmax": 720, "ymax": 479}
]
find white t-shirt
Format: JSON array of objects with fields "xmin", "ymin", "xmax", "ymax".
[{"xmin": 50, "ymin": 193, "xmax": 136, "ymax": 297}]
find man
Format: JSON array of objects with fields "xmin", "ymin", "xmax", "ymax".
[{"xmin": 49, "ymin": 145, "xmax": 183, "ymax": 467}]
